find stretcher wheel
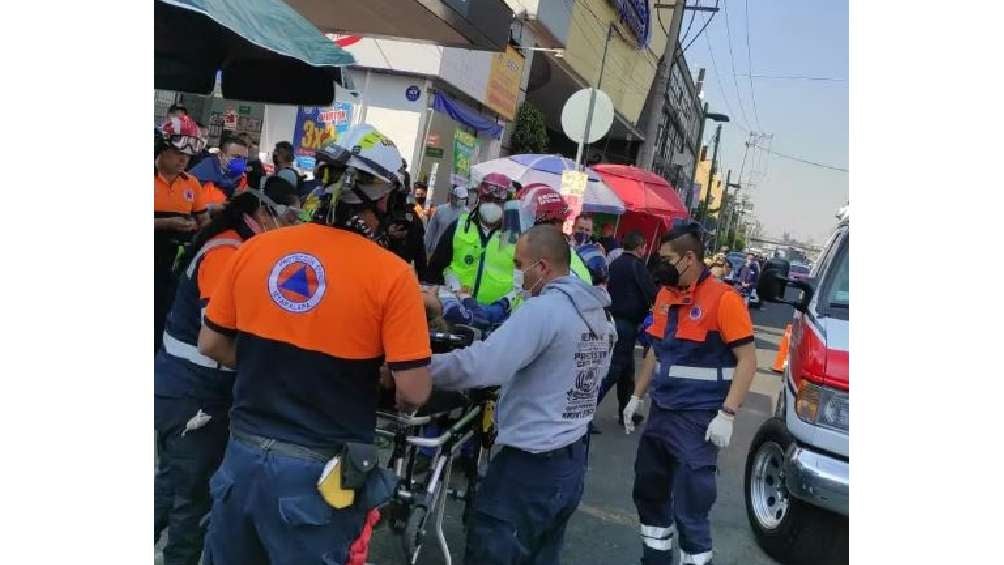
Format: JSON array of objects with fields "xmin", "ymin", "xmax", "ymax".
[{"xmin": 402, "ymin": 504, "xmax": 429, "ymax": 564}]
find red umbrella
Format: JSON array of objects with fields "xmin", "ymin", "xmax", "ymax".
[{"xmin": 591, "ymin": 164, "xmax": 689, "ymax": 226}]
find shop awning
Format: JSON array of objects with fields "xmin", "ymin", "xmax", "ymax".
[
  {"xmin": 433, "ymin": 92, "xmax": 504, "ymax": 139},
  {"xmin": 155, "ymin": 0, "xmax": 355, "ymax": 105}
]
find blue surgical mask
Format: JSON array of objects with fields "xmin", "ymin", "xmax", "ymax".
[{"xmin": 225, "ymin": 156, "xmax": 248, "ymax": 178}]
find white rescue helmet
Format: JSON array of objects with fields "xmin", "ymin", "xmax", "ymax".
[{"xmin": 315, "ymin": 123, "xmax": 404, "ymax": 205}]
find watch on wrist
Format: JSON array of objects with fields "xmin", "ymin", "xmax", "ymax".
[{"xmin": 721, "ymin": 405, "xmax": 736, "ymax": 416}]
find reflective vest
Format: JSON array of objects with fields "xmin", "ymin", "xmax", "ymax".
[
  {"xmin": 448, "ymin": 213, "xmax": 515, "ymax": 305},
  {"xmin": 647, "ymin": 273, "xmax": 740, "ymax": 410},
  {"xmin": 156, "ymin": 234, "xmax": 241, "ymax": 401},
  {"xmin": 570, "ymin": 247, "xmax": 591, "ymax": 282}
]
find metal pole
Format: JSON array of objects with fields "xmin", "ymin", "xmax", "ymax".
[
  {"xmin": 713, "ymin": 169, "xmax": 731, "ymax": 249},
  {"xmin": 698, "ymin": 123, "xmax": 721, "ymax": 222},
  {"xmin": 576, "ymin": 24, "xmax": 614, "ymax": 169}
]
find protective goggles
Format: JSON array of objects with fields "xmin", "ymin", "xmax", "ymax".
[
  {"xmin": 478, "ymin": 181, "xmax": 509, "ymax": 201},
  {"xmin": 167, "ymin": 135, "xmax": 206, "ymax": 155}
]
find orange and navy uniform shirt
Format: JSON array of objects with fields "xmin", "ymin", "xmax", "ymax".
[
  {"xmin": 157, "ymin": 230, "xmax": 242, "ymax": 401},
  {"xmin": 646, "ymin": 270, "xmax": 754, "ymax": 410},
  {"xmin": 155, "ymin": 169, "xmax": 209, "ymax": 218},
  {"xmin": 204, "ymin": 222, "xmax": 432, "ymax": 447}
]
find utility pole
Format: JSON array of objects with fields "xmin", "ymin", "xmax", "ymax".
[
  {"xmin": 698, "ymin": 123, "xmax": 721, "ymax": 223},
  {"xmin": 636, "ymin": 3, "xmax": 685, "ymax": 171},
  {"xmin": 716, "ymin": 178, "xmax": 742, "ymax": 249}
]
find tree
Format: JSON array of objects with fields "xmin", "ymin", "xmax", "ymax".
[{"xmin": 510, "ymin": 102, "xmax": 549, "ymax": 154}]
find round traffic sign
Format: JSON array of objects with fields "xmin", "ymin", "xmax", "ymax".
[{"xmin": 560, "ymin": 88, "xmax": 614, "ymax": 144}]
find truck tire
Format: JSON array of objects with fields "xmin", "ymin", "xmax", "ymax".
[{"xmin": 744, "ymin": 418, "xmax": 848, "ymax": 565}]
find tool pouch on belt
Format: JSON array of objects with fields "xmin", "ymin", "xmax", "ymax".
[{"xmin": 317, "ymin": 442, "xmax": 379, "ymax": 510}]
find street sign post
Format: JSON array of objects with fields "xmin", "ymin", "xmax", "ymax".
[{"xmin": 561, "ymin": 87, "xmax": 614, "ymax": 169}]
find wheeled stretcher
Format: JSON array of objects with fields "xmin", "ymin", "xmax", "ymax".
[{"xmin": 375, "ymin": 326, "xmax": 497, "ymax": 565}]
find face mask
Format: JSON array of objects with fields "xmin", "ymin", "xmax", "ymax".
[
  {"xmin": 652, "ymin": 256, "xmax": 689, "ymax": 287},
  {"xmin": 479, "ymin": 202, "xmax": 503, "ymax": 224},
  {"xmin": 573, "ymin": 232, "xmax": 590, "ymax": 246},
  {"xmin": 415, "ymin": 196, "xmax": 427, "ymax": 206},
  {"xmin": 225, "ymin": 156, "xmax": 248, "ymax": 179},
  {"xmin": 514, "ymin": 260, "xmax": 544, "ymax": 296}
]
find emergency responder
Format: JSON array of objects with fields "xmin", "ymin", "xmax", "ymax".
[
  {"xmin": 154, "ymin": 114, "xmax": 210, "ymax": 353},
  {"xmin": 426, "ymin": 172, "xmax": 516, "ymax": 304},
  {"xmin": 519, "ymin": 183, "xmax": 593, "ymax": 281},
  {"xmin": 622, "ymin": 220, "xmax": 758, "ymax": 565},
  {"xmin": 154, "ymin": 177, "xmax": 300, "ymax": 565},
  {"xmin": 430, "ymin": 225, "xmax": 615, "ymax": 565},
  {"xmin": 189, "ymin": 134, "xmax": 250, "ymax": 208},
  {"xmin": 197, "ymin": 124, "xmax": 432, "ymax": 565}
]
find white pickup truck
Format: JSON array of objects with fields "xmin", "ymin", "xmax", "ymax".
[{"xmin": 744, "ymin": 218, "xmax": 849, "ymax": 564}]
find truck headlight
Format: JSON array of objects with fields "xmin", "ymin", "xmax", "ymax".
[{"xmin": 795, "ymin": 381, "xmax": 849, "ymax": 432}]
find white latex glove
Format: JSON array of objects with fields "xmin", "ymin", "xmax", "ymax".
[
  {"xmin": 623, "ymin": 395, "xmax": 643, "ymax": 434},
  {"xmin": 704, "ymin": 410, "xmax": 735, "ymax": 448}
]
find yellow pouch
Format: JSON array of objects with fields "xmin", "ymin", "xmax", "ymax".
[{"xmin": 316, "ymin": 456, "xmax": 355, "ymax": 509}]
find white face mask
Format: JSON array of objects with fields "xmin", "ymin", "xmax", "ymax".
[
  {"xmin": 479, "ymin": 202, "xmax": 503, "ymax": 224},
  {"xmin": 512, "ymin": 267, "xmax": 524, "ymax": 290}
]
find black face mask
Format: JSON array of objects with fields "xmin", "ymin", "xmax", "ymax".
[
  {"xmin": 415, "ymin": 196, "xmax": 427, "ymax": 206},
  {"xmin": 652, "ymin": 256, "xmax": 689, "ymax": 287}
]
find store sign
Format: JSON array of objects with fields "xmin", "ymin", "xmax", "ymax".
[
  {"xmin": 427, "ymin": 133, "xmax": 441, "ymax": 147},
  {"xmin": 291, "ymin": 103, "xmax": 354, "ymax": 170},
  {"xmin": 405, "ymin": 85, "xmax": 422, "ymax": 102},
  {"xmin": 608, "ymin": 0, "xmax": 650, "ymax": 47},
  {"xmin": 559, "ymin": 170, "xmax": 588, "ymax": 235},
  {"xmin": 484, "ymin": 45, "xmax": 524, "ymax": 121},
  {"xmin": 224, "ymin": 110, "xmax": 238, "ymax": 128},
  {"xmin": 452, "ymin": 130, "xmax": 477, "ymax": 187},
  {"xmin": 425, "ymin": 147, "xmax": 445, "ymax": 158},
  {"xmin": 238, "ymin": 105, "xmax": 252, "ymax": 115}
]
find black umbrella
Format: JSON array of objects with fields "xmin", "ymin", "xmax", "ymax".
[{"xmin": 155, "ymin": 0, "xmax": 356, "ymax": 105}]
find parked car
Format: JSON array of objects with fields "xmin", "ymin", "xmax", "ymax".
[
  {"xmin": 789, "ymin": 262, "xmax": 812, "ymax": 283},
  {"xmin": 744, "ymin": 218, "xmax": 849, "ymax": 564}
]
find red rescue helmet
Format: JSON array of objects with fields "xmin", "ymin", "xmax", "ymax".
[
  {"xmin": 160, "ymin": 114, "xmax": 205, "ymax": 155},
  {"xmin": 478, "ymin": 172, "xmax": 513, "ymax": 202},
  {"xmin": 523, "ymin": 184, "xmax": 570, "ymax": 225}
]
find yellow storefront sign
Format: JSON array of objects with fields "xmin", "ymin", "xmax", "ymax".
[{"xmin": 485, "ymin": 46, "xmax": 525, "ymax": 121}]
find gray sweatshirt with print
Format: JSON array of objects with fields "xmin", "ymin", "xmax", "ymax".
[{"xmin": 429, "ymin": 276, "xmax": 616, "ymax": 452}]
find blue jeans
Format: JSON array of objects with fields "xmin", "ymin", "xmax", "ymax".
[
  {"xmin": 203, "ymin": 437, "xmax": 368, "ymax": 565},
  {"xmin": 465, "ymin": 436, "xmax": 588, "ymax": 565},
  {"xmin": 598, "ymin": 318, "xmax": 640, "ymax": 416},
  {"xmin": 154, "ymin": 396, "xmax": 230, "ymax": 565}
]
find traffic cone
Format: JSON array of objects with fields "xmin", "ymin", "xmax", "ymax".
[{"xmin": 771, "ymin": 324, "xmax": 792, "ymax": 373}]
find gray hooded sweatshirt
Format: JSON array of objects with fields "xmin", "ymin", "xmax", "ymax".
[{"xmin": 430, "ymin": 275, "xmax": 616, "ymax": 452}]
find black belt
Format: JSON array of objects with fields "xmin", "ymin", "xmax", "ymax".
[
  {"xmin": 505, "ymin": 434, "xmax": 588, "ymax": 459},
  {"xmin": 231, "ymin": 428, "xmax": 341, "ymax": 463}
]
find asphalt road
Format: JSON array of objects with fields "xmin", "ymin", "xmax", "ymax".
[
  {"xmin": 156, "ymin": 301, "xmax": 796, "ymax": 565},
  {"xmin": 368, "ymin": 300, "xmax": 796, "ymax": 565}
]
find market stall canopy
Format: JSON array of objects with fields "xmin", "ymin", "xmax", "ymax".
[
  {"xmin": 591, "ymin": 164, "xmax": 688, "ymax": 225},
  {"xmin": 155, "ymin": 0, "xmax": 356, "ymax": 105},
  {"xmin": 470, "ymin": 154, "xmax": 625, "ymax": 215}
]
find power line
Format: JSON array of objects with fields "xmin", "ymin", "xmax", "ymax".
[
  {"xmin": 681, "ymin": 1, "xmax": 719, "ymax": 53},
  {"xmin": 704, "ymin": 31, "xmax": 748, "ymax": 131},
  {"xmin": 680, "ymin": 0, "xmax": 699, "ymax": 45},
  {"xmin": 742, "ymin": 0, "xmax": 761, "ymax": 130},
  {"xmin": 721, "ymin": 0, "xmax": 753, "ymax": 130},
  {"xmin": 736, "ymin": 74, "xmax": 847, "ymax": 82},
  {"xmin": 750, "ymin": 144, "xmax": 848, "ymax": 172}
]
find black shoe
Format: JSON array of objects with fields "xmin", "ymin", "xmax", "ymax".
[{"xmin": 631, "ymin": 413, "xmax": 645, "ymax": 426}]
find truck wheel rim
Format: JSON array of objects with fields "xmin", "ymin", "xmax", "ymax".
[{"xmin": 750, "ymin": 441, "xmax": 790, "ymax": 530}]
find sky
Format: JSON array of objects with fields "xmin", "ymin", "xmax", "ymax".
[{"xmin": 680, "ymin": 0, "xmax": 848, "ymax": 243}]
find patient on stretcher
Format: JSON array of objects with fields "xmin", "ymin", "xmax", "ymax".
[{"xmin": 420, "ymin": 285, "xmax": 514, "ymax": 334}]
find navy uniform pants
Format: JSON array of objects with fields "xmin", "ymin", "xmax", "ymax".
[
  {"xmin": 154, "ymin": 396, "xmax": 230, "ymax": 565},
  {"xmin": 203, "ymin": 436, "xmax": 367, "ymax": 565},
  {"xmin": 465, "ymin": 436, "xmax": 589, "ymax": 565},
  {"xmin": 632, "ymin": 406, "xmax": 719, "ymax": 564},
  {"xmin": 598, "ymin": 318, "xmax": 640, "ymax": 416}
]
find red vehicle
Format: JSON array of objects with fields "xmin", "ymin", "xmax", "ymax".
[{"xmin": 744, "ymin": 218, "xmax": 849, "ymax": 564}]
